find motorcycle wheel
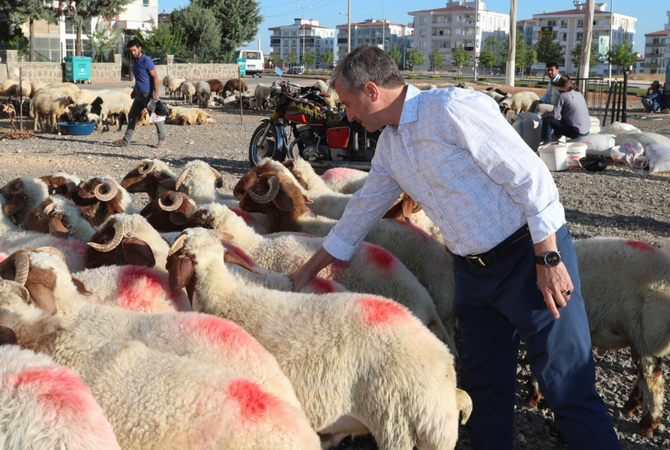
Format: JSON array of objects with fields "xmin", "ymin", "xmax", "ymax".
[{"xmin": 248, "ymin": 123, "xmax": 279, "ymax": 167}]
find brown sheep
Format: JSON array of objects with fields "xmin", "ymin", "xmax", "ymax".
[
  {"xmin": 206, "ymin": 79, "xmax": 225, "ymax": 95},
  {"xmin": 222, "ymin": 79, "xmax": 248, "ymax": 97}
]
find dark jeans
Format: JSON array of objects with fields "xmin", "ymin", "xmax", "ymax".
[
  {"xmin": 121, "ymin": 92, "xmax": 166, "ymax": 145},
  {"xmin": 453, "ymin": 225, "xmax": 620, "ymax": 450},
  {"xmin": 541, "ymin": 117, "xmax": 584, "ymax": 143}
]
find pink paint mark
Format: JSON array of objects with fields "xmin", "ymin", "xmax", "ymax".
[
  {"xmin": 358, "ymin": 296, "xmax": 407, "ymax": 325},
  {"xmin": 363, "ymin": 243, "xmax": 396, "ymax": 273},
  {"xmin": 310, "ymin": 277, "xmax": 336, "ymax": 294},
  {"xmin": 0, "ymin": 253, "xmax": 6, "ymax": 263},
  {"xmin": 118, "ymin": 266, "xmax": 167, "ymax": 312},
  {"xmin": 624, "ymin": 240, "xmax": 659, "ymax": 255},
  {"xmin": 293, "ymin": 232, "xmax": 317, "ymax": 238},
  {"xmin": 174, "ymin": 314, "xmax": 258, "ymax": 352},
  {"xmin": 230, "ymin": 206, "xmax": 256, "ymax": 226},
  {"xmin": 226, "ymin": 378, "xmax": 279, "ymax": 422},
  {"xmin": 11, "ymin": 366, "xmax": 94, "ymax": 413},
  {"xmin": 59, "ymin": 240, "xmax": 87, "ymax": 258},
  {"xmin": 222, "ymin": 241, "xmax": 258, "ymax": 269},
  {"xmin": 321, "ymin": 167, "xmax": 362, "ymax": 183}
]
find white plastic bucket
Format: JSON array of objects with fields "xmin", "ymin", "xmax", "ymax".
[
  {"xmin": 539, "ymin": 143, "xmax": 567, "ymax": 171},
  {"xmin": 589, "ymin": 116, "xmax": 600, "ymax": 126},
  {"xmin": 566, "ymin": 142, "xmax": 587, "ymax": 169}
]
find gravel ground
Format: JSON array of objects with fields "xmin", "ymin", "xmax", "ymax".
[{"xmin": 1, "ymin": 86, "xmax": 670, "ymax": 450}]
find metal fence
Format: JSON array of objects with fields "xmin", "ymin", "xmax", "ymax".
[{"xmin": 572, "ymin": 71, "xmax": 628, "ymax": 125}]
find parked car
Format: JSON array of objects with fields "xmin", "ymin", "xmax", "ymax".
[{"xmin": 286, "ymin": 66, "xmax": 305, "ymax": 75}]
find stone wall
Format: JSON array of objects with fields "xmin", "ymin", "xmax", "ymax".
[
  {"xmin": 154, "ymin": 63, "xmax": 241, "ymax": 82},
  {"xmin": 0, "ymin": 50, "xmax": 123, "ymax": 84}
]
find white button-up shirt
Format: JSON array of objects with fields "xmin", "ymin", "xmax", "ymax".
[{"xmin": 323, "ymin": 85, "xmax": 566, "ymax": 260}]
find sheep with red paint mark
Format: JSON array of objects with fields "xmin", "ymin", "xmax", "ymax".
[
  {"xmin": 0, "ymin": 248, "xmax": 303, "ymax": 411},
  {"xmin": 239, "ymin": 171, "xmax": 458, "ymax": 353},
  {"xmin": 321, "ymin": 166, "xmax": 369, "ymax": 194},
  {"xmin": 0, "ymin": 279, "xmax": 320, "ymax": 450},
  {"xmin": 0, "ymin": 342, "xmax": 122, "ymax": 450},
  {"xmin": 167, "ymin": 228, "xmax": 471, "ymax": 450},
  {"xmin": 523, "ymin": 237, "xmax": 670, "ymax": 436},
  {"xmin": 186, "ymin": 202, "xmax": 450, "ymax": 341}
]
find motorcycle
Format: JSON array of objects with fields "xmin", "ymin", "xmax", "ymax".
[{"xmin": 248, "ymin": 67, "xmax": 380, "ymax": 170}]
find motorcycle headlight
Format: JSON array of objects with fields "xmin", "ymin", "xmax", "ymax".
[{"xmin": 288, "ymin": 83, "xmax": 301, "ymax": 95}]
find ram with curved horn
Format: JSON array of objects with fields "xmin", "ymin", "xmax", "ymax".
[
  {"xmin": 120, "ymin": 159, "xmax": 178, "ymax": 201},
  {"xmin": 22, "ymin": 196, "xmax": 97, "ymax": 242},
  {"xmin": 66, "ymin": 177, "xmax": 134, "ymax": 227},
  {"xmin": 139, "ymin": 191, "xmax": 197, "ymax": 233}
]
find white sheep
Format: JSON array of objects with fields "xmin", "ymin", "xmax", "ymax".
[
  {"xmin": 480, "ymin": 87, "xmax": 512, "ymax": 104},
  {"xmin": 120, "ymin": 158, "xmax": 179, "ymax": 201},
  {"xmin": 312, "ymin": 79, "xmax": 341, "ymax": 109},
  {"xmin": 0, "ymin": 279, "xmax": 320, "ymax": 450},
  {"xmin": 253, "ymin": 83, "xmax": 279, "ymax": 110},
  {"xmin": 2, "ymin": 78, "xmax": 31, "ymax": 97},
  {"xmin": 174, "ymin": 159, "xmax": 236, "ymax": 205},
  {"xmin": 320, "ymin": 166, "xmax": 369, "ymax": 194},
  {"xmin": 0, "ymin": 343, "xmax": 122, "ymax": 450},
  {"xmin": 29, "ymin": 89, "xmax": 75, "ymax": 132},
  {"xmin": 167, "ymin": 106, "xmax": 216, "ymax": 125},
  {"xmin": 499, "ymin": 91, "xmax": 540, "ymax": 114},
  {"xmin": 88, "ymin": 91, "xmax": 133, "ymax": 132},
  {"xmin": 75, "ymin": 88, "xmax": 110, "ymax": 105},
  {"xmin": 185, "ymin": 202, "xmax": 451, "ymax": 343},
  {"xmin": 45, "ymin": 82, "xmax": 81, "ymax": 99},
  {"xmin": 167, "ymin": 76, "xmax": 186, "ymax": 98},
  {"xmin": 167, "ymin": 228, "xmax": 471, "ymax": 450},
  {"xmin": 192, "ymin": 80, "xmax": 211, "ymax": 108},
  {"xmin": 179, "ymin": 80, "xmax": 196, "ymax": 103}
]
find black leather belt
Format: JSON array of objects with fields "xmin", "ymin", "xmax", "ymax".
[{"xmin": 464, "ymin": 225, "xmax": 532, "ymax": 269}]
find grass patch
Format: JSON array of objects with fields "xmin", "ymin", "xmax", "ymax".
[
  {"xmin": 304, "ymin": 70, "xmax": 313, "ymax": 75},
  {"xmin": 429, "ymin": 75, "xmax": 441, "ymax": 79},
  {"xmin": 407, "ymin": 74, "xmax": 418, "ymax": 79}
]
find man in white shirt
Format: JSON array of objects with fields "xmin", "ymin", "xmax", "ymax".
[
  {"xmin": 531, "ymin": 62, "xmax": 561, "ymax": 116},
  {"xmin": 290, "ymin": 45, "xmax": 620, "ymax": 450}
]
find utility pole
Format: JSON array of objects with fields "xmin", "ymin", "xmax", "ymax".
[
  {"xmin": 474, "ymin": 0, "xmax": 479, "ymax": 80},
  {"xmin": 608, "ymin": 0, "xmax": 614, "ymax": 81},
  {"xmin": 297, "ymin": 5, "xmax": 312, "ymax": 66},
  {"xmin": 382, "ymin": 0, "xmax": 385, "ymax": 51}
]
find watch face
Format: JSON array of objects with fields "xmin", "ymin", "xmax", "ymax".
[{"xmin": 544, "ymin": 251, "xmax": 561, "ymax": 267}]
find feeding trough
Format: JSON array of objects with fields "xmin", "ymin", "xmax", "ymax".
[{"xmin": 58, "ymin": 122, "xmax": 96, "ymax": 136}]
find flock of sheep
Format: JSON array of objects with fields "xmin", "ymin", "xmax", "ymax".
[{"xmin": 0, "ymin": 152, "xmax": 669, "ymax": 449}]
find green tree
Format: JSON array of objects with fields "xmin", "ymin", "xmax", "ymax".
[
  {"xmin": 0, "ymin": 0, "xmax": 58, "ymax": 61},
  {"xmin": 570, "ymin": 38, "xmax": 599, "ymax": 70},
  {"xmin": 477, "ymin": 36, "xmax": 498, "ymax": 75},
  {"xmin": 0, "ymin": 20, "xmax": 29, "ymax": 59},
  {"xmin": 286, "ymin": 49, "xmax": 298, "ymax": 67},
  {"xmin": 388, "ymin": 42, "xmax": 401, "ymax": 66},
  {"xmin": 451, "ymin": 45, "xmax": 470, "ymax": 78},
  {"xmin": 66, "ymin": 0, "xmax": 134, "ymax": 57},
  {"xmin": 269, "ymin": 52, "xmax": 280, "ymax": 68},
  {"xmin": 85, "ymin": 27, "xmax": 121, "ymax": 62},
  {"xmin": 134, "ymin": 23, "xmax": 187, "ymax": 63},
  {"xmin": 302, "ymin": 49, "xmax": 316, "ymax": 69},
  {"xmin": 192, "ymin": 0, "xmax": 262, "ymax": 61},
  {"xmin": 500, "ymin": 34, "xmax": 527, "ymax": 76},
  {"xmin": 525, "ymin": 48, "xmax": 537, "ymax": 78},
  {"xmin": 171, "ymin": 3, "xmax": 221, "ymax": 63},
  {"xmin": 606, "ymin": 39, "xmax": 637, "ymax": 75},
  {"xmin": 429, "ymin": 48, "xmax": 443, "ymax": 75},
  {"xmin": 320, "ymin": 48, "xmax": 334, "ymax": 68},
  {"xmin": 406, "ymin": 47, "xmax": 424, "ymax": 72},
  {"xmin": 535, "ymin": 29, "xmax": 564, "ymax": 69}
]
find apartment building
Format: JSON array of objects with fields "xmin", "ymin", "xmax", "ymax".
[
  {"xmin": 335, "ymin": 19, "xmax": 413, "ymax": 62},
  {"xmin": 269, "ymin": 18, "xmax": 335, "ymax": 70},
  {"xmin": 408, "ymin": 0, "xmax": 510, "ymax": 72},
  {"xmin": 528, "ymin": 2, "xmax": 636, "ymax": 76},
  {"xmin": 643, "ymin": 30, "xmax": 667, "ymax": 75}
]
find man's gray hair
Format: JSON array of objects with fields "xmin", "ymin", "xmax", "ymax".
[{"xmin": 330, "ymin": 44, "xmax": 404, "ymax": 96}]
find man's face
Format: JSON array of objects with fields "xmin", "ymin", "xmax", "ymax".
[
  {"xmin": 333, "ymin": 79, "xmax": 382, "ymax": 132},
  {"xmin": 546, "ymin": 66, "xmax": 559, "ymax": 79},
  {"xmin": 128, "ymin": 45, "xmax": 142, "ymax": 60}
]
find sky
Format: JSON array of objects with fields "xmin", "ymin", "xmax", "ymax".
[{"xmin": 157, "ymin": 0, "xmax": 663, "ymax": 56}]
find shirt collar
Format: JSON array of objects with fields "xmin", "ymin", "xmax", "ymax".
[{"xmin": 393, "ymin": 84, "xmax": 421, "ymax": 131}]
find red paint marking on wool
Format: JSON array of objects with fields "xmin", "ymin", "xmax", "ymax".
[
  {"xmin": 624, "ymin": 240, "xmax": 659, "ymax": 254},
  {"xmin": 322, "ymin": 167, "xmax": 361, "ymax": 183},
  {"xmin": 393, "ymin": 219, "xmax": 431, "ymax": 242},
  {"xmin": 118, "ymin": 266, "xmax": 165, "ymax": 311},
  {"xmin": 226, "ymin": 378, "xmax": 279, "ymax": 422},
  {"xmin": 363, "ymin": 243, "xmax": 396, "ymax": 273},
  {"xmin": 11, "ymin": 367, "xmax": 93, "ymax": 413},
  {"xmin": 230, "ymin": 206, "xmax": 256, "ymax": 226},
  {"xmin": 175, "ymin": 314, "xmax": 257, "ymax": 351},
  {"xmin": 310, "ymin": 277, "xmax": 336, "ymax": 294},
  {"xmin": 59, "ymin": 240, "xmax": 87, "ymax": 257},
  {"xmin": 0, "ymin": 253, "xmax": 6, "ymax": 263},
  {"xmin": 222, "ymin": 241, "xmax": 258, "ymax": 268},
  {"xmin": 358, "ymin": 296, "xmax": 407, "ymax": 325},
  {"xmin": 294, "ymin": 232, "xmax": 317, "ymax": 238}
]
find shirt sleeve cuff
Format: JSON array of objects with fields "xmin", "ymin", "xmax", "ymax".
[
  {"xmin": 526, "ymin": 201, "xmax": 566, "ymax": 244},
  {"xmin": 323, "ymin": 228, "xmax": 359, "ymax": 261}
]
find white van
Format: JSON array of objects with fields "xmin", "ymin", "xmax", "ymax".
[{"xmin": 237, "ymin": 50, "xmax": 264, "ymax": 77}]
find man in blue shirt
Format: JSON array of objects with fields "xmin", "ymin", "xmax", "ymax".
[
  {"xmin": 290, "ymin": 44, "xmax": 620, "ymax": 450},
  {"xmin": 641, "ymin": 80, "xmax": 664, "ymax": 113},
  {"xmin": 112, "ymin": 39, "xmax": 166, "ymax": 148},
  {"xmin": 531, "ymin": 62, "xmax": 561, "ymax": 115}
]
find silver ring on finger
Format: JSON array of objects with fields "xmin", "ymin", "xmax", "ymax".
[{"xmin": 562, "ymin": 289, "xmax": 571, "ymax": 297}]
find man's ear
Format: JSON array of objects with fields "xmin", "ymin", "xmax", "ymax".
[{"xmin": 364, "ymin": 81, "xmax": 379, "ymax": 101}]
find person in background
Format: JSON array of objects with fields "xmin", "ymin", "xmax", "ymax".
[
  {"xmin": 540, "ymin": 75, "xmax": 590, "ymax": 144},
  {"xmin": 112, "ymin": 38, "xmax": 166, "ymax": 148},
  {"xmin": 531, "ymin": 62, "xmax": 561, "ymax": 115},
  {"xmin": 640, "ymin": 80, "xmax": 664, "ymax": 113},
  {"xmin": 289, "ymin": 44, "xmax": 620, "ymax": 450}
]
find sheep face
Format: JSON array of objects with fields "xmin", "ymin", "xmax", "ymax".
[
  {"xmin": 66, "ymin": 177, "xmax": 125, "ymax": 227},
  {"xmin": 84, "ymin": 218, "xmax": 156, "ymax": 269},
  {"xmin": 233, "ymin": 159, "xmax": 286, "ymax": 199},
  {"xmin": 120, "ymin": 160, "xmax": 177, "ymax": 198},
  {"xmin": 2, "ymin": 178, "xmax": 29, "ymax": 220},
  {"xmin": 139, "ymin": 191, "xmax": 196, "ymax": 232},
  {"xmin": 39, "ymin": 174, "xmax": 78, "ymax": 197},
  {"xmin": 22, "ymin": 198, "xmax": 71, "ymax": 239},
  {"xmin": 238, "ymin": 172, "xmax": 304, "ymax": 219},
  {"xmin": 0, "ymin": 248, "xmax": 62, "ymax": 314}
]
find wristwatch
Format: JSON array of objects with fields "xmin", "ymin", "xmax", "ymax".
[{"xmin": 535, "ymin": 251, "xmax": 562, "ymax": 267}]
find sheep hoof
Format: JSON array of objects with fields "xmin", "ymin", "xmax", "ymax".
[{"xmin": 637, "ymin": 414, "xmax": 659, "ymax": 436}]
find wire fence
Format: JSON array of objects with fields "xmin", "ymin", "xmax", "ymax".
[{"xmin": 572, "ymin": 71, "xmax": 629, "ymax": 125}]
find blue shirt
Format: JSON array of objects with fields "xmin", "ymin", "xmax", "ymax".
[
  {"xmin": 322, "ymin": 85, "xmax": 566, "ymax": 260},
  {"xmin": 133, "ymin": 54, "xmax": 155, "ymax": 94},
  {"xmin": 539, "ymin": 74, "xmax": 561, "ymax": 104}
]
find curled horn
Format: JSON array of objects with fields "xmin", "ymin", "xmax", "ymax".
[
  {"xmin": 14, "ymin": 253, "xmax": 30, "ymax": 286},
  {"xmin": 175, "ymin": 167, "xmax": 191, "ymax": 191},
  {"xmin": 36, "ymin": 247, "xmax": 66, "ymax": 262},
  {"xmin": 43, "ymin": 202, "xmax": 55, "ymax": 216},
  {"xmin": 87, "ymin": 220, "xmax": 125, "ymax": 252},
  {"xmin": 94, "ymin": 179, "xmax": 118, "ymax": 202},
  {"xmin": 248, "ymin": 175, "xmax": 280, "ymax": 204},
  {"xmin": 158, "ymin": 192, "xmax": 185, "ymax": 212},
  {"xmin": 209, "ymin": 166, "xmax": 223, "ymax": 188},
  {"xmin": 168, "ymin": 233, "xmax": 189, "ymax": 257},
  {"xmin": 138, "ymin": 160, "xmax": 155, "ymax": 175}
]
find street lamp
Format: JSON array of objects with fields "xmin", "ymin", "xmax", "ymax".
[{"xmin": 297, "ymin": 5, "xmax": 312, "ymax": 67}]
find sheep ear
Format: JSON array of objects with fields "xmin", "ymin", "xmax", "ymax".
[
  {"xmin": 0, "ymin": 326, "xmax": 17, "ymax": 346},
  {"xmin": 168, "ymin": 256, "xmax": 194, "ymax": 290},
  {"xmin": 3, "ymin": 195, "xmax": 25, "ymax": 217},
  {"xmin": 157, "ymin": 175, "xmax": 177, "ymax": 190},
  {"xmin": 48, "ymin": 217, "xmax": 71, "ymax": 239},
  {"xmin": 24, "ymin": 281, "xmax": 57, "ymax": 314},
  {"xmin": 272, "ymin": 191, "xmax": 294, "ymax": 212},
  {"xmin": 223, "ymin": 251, "xmax": 261, "ymax": 275},
  {"xmin": 169, "ymin": 211, "xmax": 189, "ymax": 226},
  {"xmin": 71, "ymin": 277, "xmax": 93, "ymax": 296},
  {"xmin": 121, "ymin": 238, "xmax": 156, "ymax": 268}
]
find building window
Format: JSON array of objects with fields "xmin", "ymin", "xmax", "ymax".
[
  {"xmin": 418, "ymin": 41, "xmax": 426, "ymax": 50},
  {"xmin": 143, "ymin": 0, "xmax": 149, "ymax": 6},
  {"xmin": 419, "ymin": 29, "xmax": 426, "ymax": 37},
  {"xmin": 577, "ymin": 19, "xmax": 584, "ymax": 28},
  {"xmin": 419, "ymin": 17, "xmax": 427, "ymax": 25}
]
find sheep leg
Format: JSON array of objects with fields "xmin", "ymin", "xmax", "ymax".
[
  {"xmin": 637, "ymin": 355, "xmax": 663, "ymax": 435},
  {"xmin": 623, "ymin": 349, "xmax": 644, "ymax": 416}
]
